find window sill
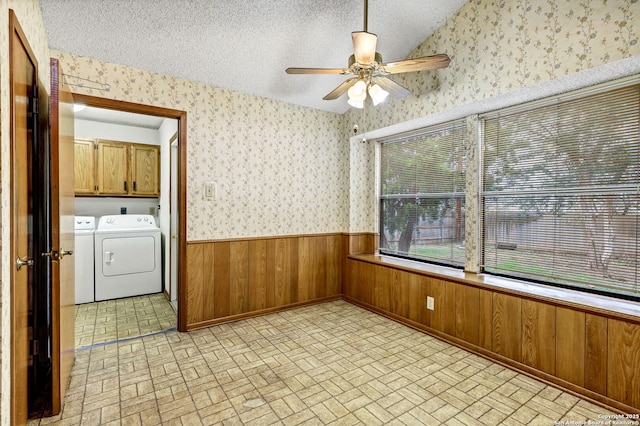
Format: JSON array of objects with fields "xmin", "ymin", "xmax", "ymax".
[{"xmin": 348, "ymin": 253, "xmax": 640, "ymax": 323}]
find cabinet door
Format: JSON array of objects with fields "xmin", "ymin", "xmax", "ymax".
[
  {"xmin": 74, "ymin": 138, "xmax": 95, "ymax": 194},
  {"xmin": 130, "ymin": 144, "xmax": 160, "ymax": 196},
  {"xmin": 96, "ymin": 140, "xmax": 128, "ymax": 195}
]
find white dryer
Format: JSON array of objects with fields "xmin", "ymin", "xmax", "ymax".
[
  {"xmin": 94, "ymin": 214, "xmax": 162, "ymax": 301},
  {"xmin": 75, "ymin": 216, "xmax": 96, "ymax": 304}
]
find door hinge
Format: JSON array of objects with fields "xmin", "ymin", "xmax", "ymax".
[{"xmin": 31, "ymin": 96, "xmax": 39, "ymax": 114}]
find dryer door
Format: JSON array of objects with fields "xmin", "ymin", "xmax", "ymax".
[{"xmin": 101, "ymin": 236, "xmax": 156, "ymax": 276}]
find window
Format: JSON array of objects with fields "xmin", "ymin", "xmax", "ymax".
[
  {"xmin": 482, "ymin": 82, "xmax": 640, "ymax": 298},
  {"xmin": 379, "ymin": 121, "xmax": 466, "ymax": 267}
]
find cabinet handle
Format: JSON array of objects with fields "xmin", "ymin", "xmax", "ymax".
[
  {"xmin": 133, "ymin": 181, "xmax": 137, "ymax": 192},
  {"xmin": 124, "ymin": 181, "xmax": 127, "ymax": 191}
]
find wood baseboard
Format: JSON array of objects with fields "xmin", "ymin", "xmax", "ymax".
[{"xmin": 186, "ymin": 296, "xmax": 340, "ymax": 331}]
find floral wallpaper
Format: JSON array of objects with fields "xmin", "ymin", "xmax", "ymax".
[
  {"xmin": 345, "ymin": 0, "xmax": 640, "ymax": 243},
  {"xmin": 0, "ymin": 0, "xmax": 52, "ymax": 422},
  {"xmin": 52, "ymin": 51, "xmax": 351, "ymax": 242},
  {"xmin": 0, "ymin": 0, "xmax": 635, "ymax": 421}
]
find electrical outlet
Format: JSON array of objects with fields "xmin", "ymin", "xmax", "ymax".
[{"xmin": 427, "ymin": 296, "xmax": 435, "ymax": 311}]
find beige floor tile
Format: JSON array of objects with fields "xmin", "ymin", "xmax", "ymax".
[{"xmin": 34, "ymin": 301, "xmax": 620, "ymax": 425}]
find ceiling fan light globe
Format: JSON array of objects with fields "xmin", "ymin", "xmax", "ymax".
[
  {"xmin": 368, "ymin": 83, "xmax": 389, "ymax": 105},
  {"xmin": 348, "ymin": 80, "xmax": 367, "ymax": 102},
  {"xmin": 347, "ymin": 98, "xmax": 364, "ymax": 109}
]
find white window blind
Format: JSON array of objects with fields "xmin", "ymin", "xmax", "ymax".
[
  {"xmin": 379, "ymin": 121, "xmax": 466, "ymax": 267},
  {"xmin": 482, "ymin": 83, "xmax": 640, "ymax": 298}
]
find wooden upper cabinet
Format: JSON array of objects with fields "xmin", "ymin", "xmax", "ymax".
[
  {"xmin": 130, "ymin": 144, "xmax": 160, "ymax": 196},
  {"xmin": 96, "ymin": 140, "xmax": 128, "ymax": 195},
  {"xmin": 73, "ymin": 138, "xmax": 95, "ymax": 194},
  {"xmin": 76, "ymin": 139, "xmax": 160, "ymax": 197}
]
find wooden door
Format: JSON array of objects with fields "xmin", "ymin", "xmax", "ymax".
[
  {"xmin": 73, "ymin": 138, "xmax": 95, "ymax": 194},
  {"xmin": 130, "ymin": 144, "xmax": 160, "ymax": 196},
  {"xmin": 50, "ymin": 58, "xmax": 76, "ymax": 414},
  {"xmin": 96, "ymin": 140, "xmax": 128, "ymax": 195},
  {"xmin": 9, "ymin": 10, "xmax": 36, "ymax": 425}
]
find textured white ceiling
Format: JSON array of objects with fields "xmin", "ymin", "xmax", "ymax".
[{"xmin": 40, "ymin": 0, "xmax": 466, "ymax": 114}]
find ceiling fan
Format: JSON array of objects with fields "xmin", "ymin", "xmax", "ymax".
[{"xmin": 285, "ymin": 0, "xmax": 451, "ymax": 108}]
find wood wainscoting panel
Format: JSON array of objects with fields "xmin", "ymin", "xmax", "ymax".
[
  {"xmin": 349, "ymin": 233, "xmax": 376, "ymax": 254},
  {"xmin": 430, "ymin": 279, "xmax": 456, "ymax": 336},
  {"xmin": 585, "ymin": 313, "xmax": 607, "ymax": 396},
  {"xmin": 186, "ymin": 234, "xmax": 342, "ymax": 329},
  {"xmin": 248, "ymin": 239, "xmax": 267, "ymax": 311},
  {"xmin": 265, "ymin": 239, "xmax": 277, "ymax": 309},
  {"xmin": 289, "ymin": 237, "xmax": 300, "ymax": 302},
  {"xmin": 492, "ymin": 293, "xmax": 522, "ymax": 362},
  {"xmin": 374, "ymin": 265, "xmax": 394, "ymax": 312},
  {"xmin": 298, "ymin": 237, "xmax": 312, "ymax": 302},
  {"xmin": 478, "ymin": 288, "xmax": 493, "ymax": 351},
  {"xmin": 327, "ymin": 235, "xmax": 341, "ymax": 297},
  {"xmin": 202, "ymin": 244, "xmax": 216, "ymax": 320},
  {"xmin": 229, "ymin": 241, "xmax": 249, "ymax": 316},
  {"xmin": 429, "ymin": 279, "xmax": 447, "ymax": 333},
  {"xmin": 314, "ymin": 236, "xmax": 327, "ymax": 299},
  {"xmin": 419, "ymin": 276, "xmax": 432, "ymax": 328},
  {"xmin": 393, "ymin": 269, "xmax": 408, "ymax": 318},
  {"xmin": 186, "ymin": 243, "xmax": 204, "ymax": 324},
  {"xmin": 455, "ymin": 285, "xmax": 480, "ymax": 346},
  {"xmin": 213, "ymin": 241, "xmax": 231, "ymax": 318},
  {"xmin": 607, "ymin": 319, "xmax": 640, "ymax": 408},
  {"xmin": 356, "ymin": 259, "xmax": 374, "ymax": 305},
  {"xmin": 343, "ymin": 258, "xmax": 355, "ymax": 299},
  {"xmin": 397, "ymin": 271, "xmax": 422, "ymax": 323},
  {"xmin": 555, "ymin": 307, "xmax": 585, "ymax": 387},
  {"xmin": 272, "ymin": 238, "xmax": 291, "ymax": 307},
  {"xmin": 521, "ymin": 300, "xmax": 556, "ymax": 375}
]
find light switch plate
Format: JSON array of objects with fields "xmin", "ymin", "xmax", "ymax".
[{"xmin": 204, "ymin": 182, "xmax": 215, "ymax": 199}]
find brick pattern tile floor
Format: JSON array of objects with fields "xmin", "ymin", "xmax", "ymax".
[
  {"xmin": 75, "ymin": 293, "xmax": 177, "ymax": 348},
  {"xmin": 30, "ymin": 300, "xmax": 616, "ymax": 425}
]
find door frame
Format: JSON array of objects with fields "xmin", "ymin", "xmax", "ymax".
[
  {"xmin": 169, "ymin": 132, "xmax": 179, "ymax": 305},
  {"xmin": 70, "ymin": 94, "xmax": 188, "ymax": 331}
]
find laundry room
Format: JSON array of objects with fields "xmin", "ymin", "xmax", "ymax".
[{"xmin": 73, "ymin": 104, "xmax": 179, "ymax": 347}]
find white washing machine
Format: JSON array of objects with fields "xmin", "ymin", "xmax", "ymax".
[
  {"xmin": 94, "ymin": 214, "xmax": 162, "ymax": 301},
  {"xmin": 75, "ymin": 216, "xmax": 96, "ymax": 304}
]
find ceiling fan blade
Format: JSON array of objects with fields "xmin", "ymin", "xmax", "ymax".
[
  {"xmin": 374, "ymin": 77, "xmax": 411, "ymax": 99},
  {"xmin": 381, "ymin": 54, "xmax": 451, "ymax": 74},
  {"xmin": 286, "ymin": 67, "xmax": 348, "ymax": 75},
  {"xmin": 323, "ymin": 78, "xmax": 358, "ymax": 100},
  {"xmin": 352, "ymin": 31, "xmax": 377, "ymax": 64}
]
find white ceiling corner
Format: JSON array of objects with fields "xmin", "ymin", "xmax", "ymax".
[{"xmin": 40, "ymin": 0, "xmax": 467, "ymax": 114}]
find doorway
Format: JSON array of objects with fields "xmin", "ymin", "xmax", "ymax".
[{"xmin": 70, "ymin": 94, "xmax": 188, "ymax": 335}]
